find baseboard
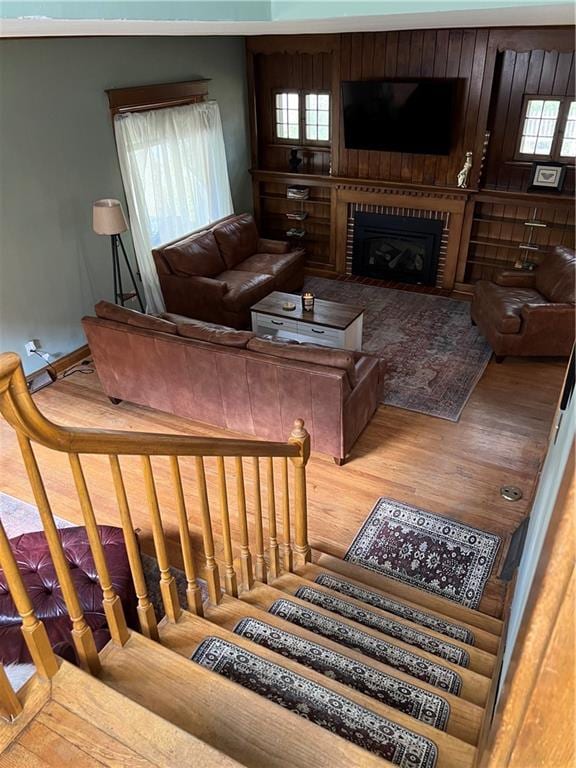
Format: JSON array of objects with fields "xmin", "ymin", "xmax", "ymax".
[{"xmin": 26, "ymin": 344, "xmax": 90, "ymax": 383}]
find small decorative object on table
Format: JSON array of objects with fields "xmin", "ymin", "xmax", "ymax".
[
  {"xmin": 528, "ymin": 162, "xmax": 566, "ymax": 193},
  {"xmin": 282, "ymin": 301, "xmax": 296, "ymax": 311},
  {"xmin": 288, "ymin": 148, "xmax": 303, "ymax": 173},
  {"xmin": 302, "ymin": 291, "xmax": 315, "ymax": 312}
]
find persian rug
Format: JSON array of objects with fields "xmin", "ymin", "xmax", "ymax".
[
  {"xmin": 233, "ymin": 617, "xmax": 451, "ymax": 731},
  {"xmin": 315, "ymin": 573, "xmax": 475, "ymax": 646},
  {"xmin": 268, "ymin": 598, "xmax": 462, "ymax": 696},
  {"xmin": 294, "ymin": 586, "xmax": 470, "ymax": 668},
  {"xmin": 304, "ymin": 277, "xmax": 492, "ymax": 421},
  {"xmin": 192, "ymin": 636, "xmax": 438, "ymax": 768},
  {"xmin": 345, "ymin": 498, "xmax": 501, "ymax": 609}
]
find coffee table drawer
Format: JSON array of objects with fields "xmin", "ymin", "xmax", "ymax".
[
  {"xmin": 296, "ymin": 322, "xmax": 344, "ymax": 346},
  {"xmin": 253, "ymin": 312, "xmax": 299, "ymax": 334}
]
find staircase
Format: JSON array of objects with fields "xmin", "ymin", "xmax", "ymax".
[{"xmin": 0, "ymin": 351, "xmax": 503, "ymax": 768}]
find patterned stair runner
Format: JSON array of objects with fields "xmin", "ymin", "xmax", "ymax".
[
  {"xmin": 294, "ymin": 586, "xmax": 470, "ymax": 668},
  {"xmin": 234, "ymin": 616, "xmax": 451, "ymax": 730},
  {"xmin": 192, "ymin": 636, "xmax": 438, "ymax": 768},
  {"xmin": 314, "ymin": 572, "xmax": 476, "ymax": 645},
  {"xmin": 268, "ymin": 598, "xmax": 462, "ymax": 695}
]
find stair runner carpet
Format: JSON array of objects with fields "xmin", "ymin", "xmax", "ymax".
[
  {"xmin": 314, "ymin": 573, "xmax": 476, "ymax": 645},
  {"xmin": 345, "ymin": 498, "xmax": 501, "ymax": 609},
  {"xmin": 192, "ymin": 636, "xmax": 438, "ymax": 768},
  {"xmin": 294, "ymin": 586, "xmax": 470, "ymax": 668},
  {"xmin": 268, "ymin": 599, "xmax": 463, "ymax": 695},
  {"xmin": 234, "ymin": 617, "xmax": 451, "ymax": 731}
]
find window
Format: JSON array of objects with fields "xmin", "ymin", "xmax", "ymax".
[
  {"xmin": 517, "ymin": 96, "xmax": 576, "ymax": 160},
  {"xmin": 274, "ymin": 90, "xmax": 331, "ymax": 144}
]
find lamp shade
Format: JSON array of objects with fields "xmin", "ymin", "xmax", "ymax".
[{"xmin": 92, "ymin": 199, "xmax": 128, "ymax": 235}]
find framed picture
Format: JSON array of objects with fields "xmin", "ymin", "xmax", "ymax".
[{"xmin": 528, "ymin": 162, "xmax": 566, "ymax": 193}]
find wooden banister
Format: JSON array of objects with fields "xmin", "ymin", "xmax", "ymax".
[
  {"xmin": 0, "ymin": 663, "xmax": 22, "ymax": 721},
  {"xmin": 252, "ymin": 458, "xmax": 268, "ymax": 583},
  {"xmin": 216, "ymin": 457, "xmax": 238, "ymax": 597},
  {"xmin": 170, "ymin": 457, "xmax": 204, "ymax": 615},
  {"xmin": 266, "ymin": 458, "xmax": 281, "ymax": 579}
]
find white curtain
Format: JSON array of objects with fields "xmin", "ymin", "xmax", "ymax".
[{"xmin": 114, "ymin": 101, "xmax": 234, "ymax": 312}]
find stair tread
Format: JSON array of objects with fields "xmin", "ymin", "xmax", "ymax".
[
  {"xmin": 98, "ymin": 630, "xmax": 392, "ymax": 768},
  {"xmin": 239, "ymin": 582, "xmax": 491, "ymax": 707},
  {"xmin": 202, "ymin": 595, "xmax": 483, "ymax": 746},
  {"xmin": 159, "ymin": 608, "xmax": 477, "ymax": 768},
  {"xmin": 270, "ymin": 572, "xmax": 497, "ymax": 676},
  {"xmin": 311, "ymin": 554, "xmax": 504, "ymax": 636}
]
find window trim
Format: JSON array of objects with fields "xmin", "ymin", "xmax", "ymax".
[
  {"xmin": 272, "ymin": 88, "xmax": 331, "ymax": 146},
  {"xmin": 515, "ymin": 94, "xmax": 575, "ymax": 162}
]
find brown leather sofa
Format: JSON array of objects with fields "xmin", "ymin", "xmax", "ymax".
[
  {"xmin": 152, "ymin": 213, "xmax": 306, "ymax": 328},
  {"xmin": 471, "ymin": 246, "xmax": 575, "ymax": 360},
  {"xmin": 83, "ymin": 302, "xmax": 381, "ymax": 464}
]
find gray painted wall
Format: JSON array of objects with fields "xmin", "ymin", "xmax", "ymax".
[{"xmin": 0, "ymin": 36, "xmax": 252, "ymax": 374}]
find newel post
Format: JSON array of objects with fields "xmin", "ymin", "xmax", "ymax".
[{"xmin": 289, "ymin": 419, "xmax": 311, "ymax": 566}]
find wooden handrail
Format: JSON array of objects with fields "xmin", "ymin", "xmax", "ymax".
[{"xmin": 0, "ymin": 663, "xmax": 22, "ymax": 721}]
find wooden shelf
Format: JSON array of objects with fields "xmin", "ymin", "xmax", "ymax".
[
  {"xmin": 469, "ymin": 237, "xmax": 549, "ymax": 252},
  {"xmin": 261, "ymin": 193, "xmax": 330, "ymax": 206},
  {"xmin": 472, "ymin": 215, "xmax": 566, "ymax": 230}
]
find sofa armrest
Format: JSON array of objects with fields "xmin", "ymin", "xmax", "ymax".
[
  {"xmin": 494, "ymin": 270, "xmax": 536, "ymax": 288},
  {"xmin": 343, "ymin": 355, "xmax": 381, "ymax": 458},
  {"xmin": 521, "ymin": 302, "xmax": 574, "ymax": 326},
  {"xmin": 158, "ymin": 273, "xmax": 228, "ymax": 318},
  {"xmin": 257, "ymin": 237, "xmax": 290, "ymax": 255}
]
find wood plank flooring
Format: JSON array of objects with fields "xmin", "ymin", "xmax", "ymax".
[{"xmin": 0, "ymin": 354, "xmax": 565, "ymax": 618}]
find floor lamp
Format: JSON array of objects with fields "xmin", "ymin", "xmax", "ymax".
[{"xmin": 92, "ymin": 198, "xmax": 145, "ymax": 311}]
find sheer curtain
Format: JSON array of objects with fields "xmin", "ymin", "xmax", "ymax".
[{"xmin": 114, "ymin": 101, "xmax": 233, "ymax": 312}]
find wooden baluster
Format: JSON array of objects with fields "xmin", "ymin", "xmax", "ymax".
[
  {"xmin": 69, "ymin": 454, "xmax": 129, "ymax": 646},
  {"xmin": 194, "ymin": 457, "xmax": 221, "ymax": 605},
  {"xmin": 0, "ymin": 517, "xmax": 59, "ymax": 680},
  {"xmin": 235, "ymin": 457, "xmax": 254, "ymax": 590},
  {"xmin": 109, "ymin": 456, "xmax": 158, "ymax": 640},
  {"xmin": 170, "ymin": 456, "xmax": 203, "ymax": 615},
  {"xmin": 289, "ymin": 419, "xmax": 312, "ymax": 566},
  {"xmin": 141, "ymin": 456, "xmax": 181, "ymax": 623},
  {"xmin": 0, "ymin": 663, "xmax": 22, "ymax": 721},
  {"xmin": 252, "ymin": 458, "xmax": 267, "ymax": 583},
  {"xmin": 281, "ymin": 457, "xmax": 293, "ymax": 572},
  {"xmin": 266, "ymin": 458, "xmax": 281, "ymax": 579},
  {"xmin": 16, "ymin": 434, "xmax": 101, "ymax": 674},
  {"xmin": 216, "ymin": 457, "xmax": 238, "ymax": 597}
]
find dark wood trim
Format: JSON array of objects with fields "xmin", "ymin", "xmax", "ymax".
[
  {"xmin": 106, "ymin": 79, "xmax": 210, "ymax": 116},
  {"xmin": 26, "ymin": 344, "xmax": 90, "ymax": 384},
  {"xmin": 488, "ymin": 26, "xmax": 575, "ymax": 55},
  {"xmin": 246, "ymin": 46, "xmax": 259, "ymax": 169},
  {"xmin": 247, "ymin": 34, "xmax": 339, "ymax": 56}
]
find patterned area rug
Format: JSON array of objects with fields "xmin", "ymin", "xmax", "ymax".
[
  {"xmin": 304, "ymin": 277, "xmax": 492, "ymax": 421},
  {"xmin": 268, "ymin": 598, "xmax": 462, "ymax": 696},
  {"xmin": 234, "ymin": 617, "xmax": 451, "ymax": 731},
  {"xmin": 345, "ymin": 498, "xmax": 501, "ymax": 609},
  {"xmin": 315, "ymin": 573, "xmax": 475, "ymax": 646},
  {"xmin": 294, "ymin": 586, "xmax": 470, "ymax": 668},
  {"xmin": 192, "ymin": 636, "xmax": 438, "ymax": 767}
]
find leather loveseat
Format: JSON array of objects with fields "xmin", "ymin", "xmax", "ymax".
[
  {"xmin": 83, "ymin": 302, "xmax": 381, "ymax": 464},
  {"xmin": 152, "ymin": 214, "xmax": 305, "ymax": 329},
  {"xmin": 471, "ymin": 245, "xmax": 575, "ymax": 360}
]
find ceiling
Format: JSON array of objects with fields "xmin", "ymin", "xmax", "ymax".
[{"xmin": 0, "ymin": 0, "xmax": 573, "ymax": 36}]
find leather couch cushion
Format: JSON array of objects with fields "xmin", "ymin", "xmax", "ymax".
[
  {"xmin": 213, "ymin": 214, "xmax": 260, "ymax": 269},
  {"xmin": 220, "ymin": 270, "xmax": 275, "ymax": 312},
  {"xmin": 95, "ymin": 301, "xmax": 177, "ymax": 334},
  {"xmin": 473, "ymin": 282, "xmax": 547, "ymax": 333},
  {"xmin": 535, "ymin": 246, "xmax": 576, "ymax": 304},
  {"xmin": 247, "ymin": 337, "xmax": 357, "ymax": 387},
  {"xmin": 238, "ymin": 250, "xmax": 304, "ymax": 277},
  {"xmin": 0, "ymin": 526, "xmax": 137, "ymax": 666},
  {"xmin": 161, "ymin": 231, "xmax": 226, "ymax": 278},
  {"xmin": 176, "ymin": 318, "xmax": 255, "ymax": 348}
]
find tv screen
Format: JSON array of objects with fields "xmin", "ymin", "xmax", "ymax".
[{"xmin": 342, "ymin": 79, "xmax": 458, "ymax": 155}]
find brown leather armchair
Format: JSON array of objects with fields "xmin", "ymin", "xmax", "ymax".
[
  {"xmin": 471, "ymin": 246, "xmax": 575, "ymax": 361},
  {"xmin": 152, "ymin": 214, "xmax": 305, "ymax": 329}
]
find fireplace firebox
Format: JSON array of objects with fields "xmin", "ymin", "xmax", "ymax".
[{"xmin": 352, "ymin": 212, "xmax": 443, "ymax": 286}]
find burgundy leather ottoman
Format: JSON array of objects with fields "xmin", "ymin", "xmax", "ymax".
[{"xmin": 0, "ymin": 526, "xmax": 138, "ymax": 666}]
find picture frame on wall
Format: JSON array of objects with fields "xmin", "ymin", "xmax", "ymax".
[{"xmin": 527, "ymin": 162, "xmax": 566, "ymax": 193}]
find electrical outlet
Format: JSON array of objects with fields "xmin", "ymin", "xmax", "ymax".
[{"xmin": 25, "ymin": 340, "xmax": 37, "ymax": 357}]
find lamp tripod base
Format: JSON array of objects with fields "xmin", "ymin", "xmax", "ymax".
[{"xmin": 111, "ymin": 234, "xmax": 145, "ymax": 312}]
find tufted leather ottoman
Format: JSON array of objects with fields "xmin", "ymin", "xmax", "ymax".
[{"xmin": 0, "ymin": 526, "xmax": 138, "ymax": 666}]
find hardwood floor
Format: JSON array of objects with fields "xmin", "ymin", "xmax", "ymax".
[{"xmin": 0, "ymin": 354, "xmax": 565, "ymax": 618}]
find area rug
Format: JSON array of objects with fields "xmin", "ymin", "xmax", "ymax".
[
  {"xmin": 314, "ymin": 573, "xmax": 475, "ymax": 646},
  {"xmin": 304, "ymin": 277, "xmax": 492, "ymax": 421},
  {"xmin": 191, "ymin": 636, "xmax": 438, "ymax": 767},
  {"xmin": 345, "ymin": 498, "xmax": 501, "ymax": 610},
  {"xmin": 233, "ymin": 617, "xmax": 450, "ymax": 731},
  {"xmin": 293, "ymin": 586, "xmax": 469, "ymax": 668},
  {"xmin": 268, "ymin": 598, "xmax": 462, "ymax": 696}
]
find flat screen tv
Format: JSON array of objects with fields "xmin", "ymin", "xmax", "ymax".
[{"xmin": 342, "ymin": 79, "xmax": 458, "ymax": 155}]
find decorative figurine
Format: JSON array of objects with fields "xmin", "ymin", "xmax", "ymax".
[
  {"xmin": 457, "ymin": 151, "xmax": 473, "ymax": 188},
  {"xmin": 301, "ymin": 292, "xmax": 315, "ymax": 311},
  {"xmin": 289, "ymin": 148, "xmax": 303, "ymax": 173}
]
